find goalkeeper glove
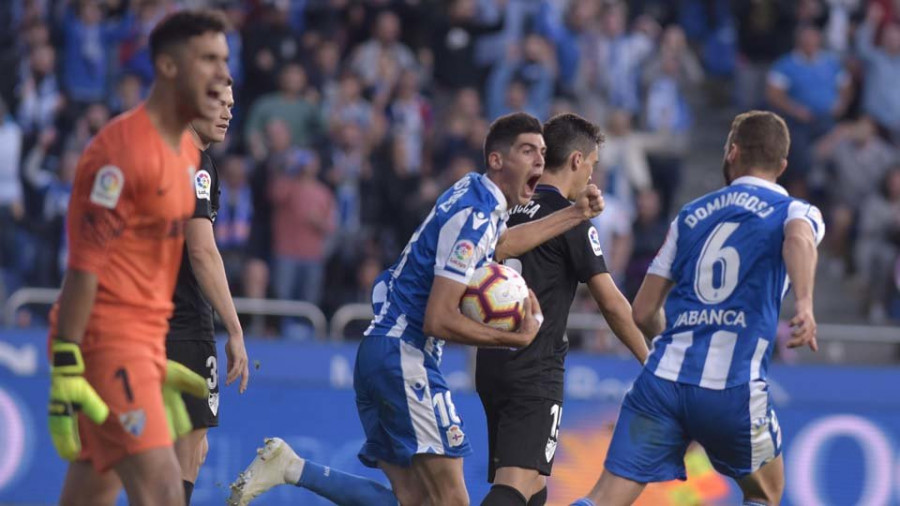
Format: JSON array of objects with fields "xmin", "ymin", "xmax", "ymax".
[
  {"xmin": 48, "ymin": 339, "xmax": 109, "ymax": 461},
  {"xmin": 162, "ymin": 360, "xmax": 209, "ymax": 440}
]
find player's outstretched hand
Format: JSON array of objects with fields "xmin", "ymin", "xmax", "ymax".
[
  {"xmin": 574, "ymin": 184, "xmax": 604, "ymax": 219},
  {"xmin": 786, "ymin": 299, "xmax": 818, "ymax": 352},
  {"xmin": 226, "ymin": 333, "xmax": 250, "ymax": 394},
  {"xmin": 515, "ymin": 290, "xmax": 544, "ymax": 348}
]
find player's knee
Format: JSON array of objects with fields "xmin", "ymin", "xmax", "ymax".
[{"xmin": 481, "ymin": 484, "xmax": 527, "ymax": 506}]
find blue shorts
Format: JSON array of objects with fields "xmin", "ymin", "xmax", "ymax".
[
  {"xmin": 605, "ymin": 369, "xmax": 782, "ymax": 482},
  {"xmin": 354, "ymin": 335, "xmax": 473, "ymax": 468}
]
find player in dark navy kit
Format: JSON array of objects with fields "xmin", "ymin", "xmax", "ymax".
[
  {"xmin": 475, "ymin": 114, "xmax": 650, "ymax": 506},
  {"xmin": 166, "ymin": 83, "xmax": 249, "ymax": 504}
]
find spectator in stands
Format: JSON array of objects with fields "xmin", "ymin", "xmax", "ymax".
[
  {"xmin": 855, "ymin": 167, "xmax": 900, "ymax": 322},
  {"xmin": 600, "ymin": 109, "xmax": 653, "ymax": 217},
  {"xmin": 325, "ymin": 72, "xmax": 375, "ymax": 137},
  {"xmin": 815, "ymin": 117, "xmax": 895, "ymax": 265},
  {"xmin": 269, "ymin": 148, "xmax": 336, "ymax": 308},
  {"xmin": 0, "ymin": 97, "xmax": 24, "ymax": 299},
  {"xmin": 486, "ymin": 33, "xmax": 556, "ymax": 120},
  {"xmin": 536, "ymin": 0, "xmax": 600, "ymax": 97},
  {"xmin": 625, "ymin": 188, "xmax": 668, "ymax": 300},
  {"xmin": 119, "ymin": 0, "xmax": 169, "ymax": 86},
  {"xmin": 733, "ymin": 0, "xmax": 796, "ymax": 110},
  {"xmin": 307, "ymin": 40, "xmax": 342, "ymax": 109},
  {"xmin": 579, "ymin": 3, "xmax": 659, "ymax": 121},
  {"xmin": 590, "ymin": 159, "xmax": 634, "ymax": 285},
  {"xmin": 325, "ymin": 121, "xmax": 372, "ymax": 239},
  {"xmin": 61, "ymin": 0, "xmax": 134, "ymax": 105},
  {"xmin": 244, "ymin": 62, "xmax": 324, "ymax": 159},
  {"xmin": 348, "ymin": 11, "xmax": 417, "ymax": 92},
  {"xmin": 766, "ymin": 23, "xmax": 852, "ymax": 194},
  {"xmin": 17, "ymin": 42, "xmax": 62, "ymax": 136},
  {"xmin": 241, "ymin": 0, "xmax": 302, "ymax": 105},
  {"xmin": 387, "ymin": 68, "xmax": 432, "ymax": 176},
  {"xmin": 428, "ymin": 0, "xmax": 506, "ymax": 103},
  {"xmin": 856, "ymin": 3, "xmax": 900, "ymax": 142},
  {"xmin": 216, "ymin": 153, "xmax": 254, "ymax": 295}
]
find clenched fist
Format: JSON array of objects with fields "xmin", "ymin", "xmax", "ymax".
[{"xmin": 574, "ymin": 184, "xmax": 604, "ymax": 219}]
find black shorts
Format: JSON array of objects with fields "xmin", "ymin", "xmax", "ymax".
[
  {"xmin": 477, "ymin": 391, "xmax": 563, "ymax": 482},
  {"xmin": 165, "ymin": 340, "xmax": 219, "ymax": 428}
]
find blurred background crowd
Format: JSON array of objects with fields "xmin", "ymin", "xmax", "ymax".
[{"xmin": 0, "ymin": 0, "xmax": 898, "ymax": 347}]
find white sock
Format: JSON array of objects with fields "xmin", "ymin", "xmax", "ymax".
[{"xmin": 285, "ymin": 456, "xmax": 305, "ymax": 485}]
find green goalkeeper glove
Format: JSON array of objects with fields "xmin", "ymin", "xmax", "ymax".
[
  {"xmin": 162, "ymin": 360, "xmax": 209, "ymax": 440},
  {"xmin": 48, "ymin": 340, "xmax": 109, "ymax": 461}
]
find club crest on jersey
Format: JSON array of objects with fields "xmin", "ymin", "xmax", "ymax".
[
  {"xmin": 588, "ymin": 226, "xmax": 603, "ymax": 256},
  {"xmin": 447, "ymin": 240, "xmax": 475, "ymax": 272},
  {"xmin": 446, "ymin": 424, "xmax": 465, "ymax": 447},
  {"xmin": 208, "ymin": 392, "xmax": 219, "ymax": 416},
  {"xmin": 119, "ymin": 409, "xmax": 146, "ymax": 437},
  {"xmin": 195, "ymin": 170, "xmax": 212, "ymax": 200},
  {"xmin": 545, "ymin": 438, "xmax": 558, "ymax": 462},
  {"xmin": 89, "ymin": 165, "xmax": 124, "ymax": 209}
]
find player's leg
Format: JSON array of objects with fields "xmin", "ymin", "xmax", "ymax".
[
  {"xmin": 380, "ymin": 459, "xmax": 427, "ymax": 506},
  {"xmin": 59, "ymin": 460, "xmax": 122, "ymax": 506},
  {"xmin": 113, "ymin": 446, "xmax": 185, "ymax": 506},
  {"xmin": 685, "ymin": 379, "xmax": 783, "ymax": 506},
  {"xmin": 738, "ymin": 455, "xmax": 784, "ymax": 505},
  {"xmin": 227, "ymin": 437, "xmax": 399, "ymax": 506},
  {"xmin": 174, "ymin": 428, "xmax": 208, "ymax": 502},
  {"xmin": 571, "ymin": 370, "xmax": 690, "ymax": 506},
  {"xmin": 167, "ymin": 340, "xmax": 219, "ymax": 504},
  {"xmin": 482, "ymin": 397, "xmax": 561, "ymax": 505},
  {"xmin": 412, "ymin": 453, "xmax": 469, "ymax": 505}
]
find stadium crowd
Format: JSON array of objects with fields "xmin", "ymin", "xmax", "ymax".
[{"xmin": 0, "ymin": 0, "xmax": 898, "ymax": 342}]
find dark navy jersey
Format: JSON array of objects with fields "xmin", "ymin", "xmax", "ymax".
[{"xmin": 168, "ymin": 151, "xmax": 220, "ymax": 342}]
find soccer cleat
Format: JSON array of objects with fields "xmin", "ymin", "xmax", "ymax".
[{"xmin": 227, "ymin": 437, "xmax": 304, "ymax": 506}]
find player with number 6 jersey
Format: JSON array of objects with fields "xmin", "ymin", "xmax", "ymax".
[{"xmin": 572, "ymin": 111, "xmax": 826, "ymax": 506}]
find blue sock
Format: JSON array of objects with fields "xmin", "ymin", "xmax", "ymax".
[
  {"xmin": 296, "ymin": 460, "xmax": 397, "ymax": 506},
  {"xmin": 570, "ymin": 499, "xmax": 596, "ymax": 506}
]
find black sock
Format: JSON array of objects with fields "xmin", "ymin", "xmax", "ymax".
[
  {"xmin": 527, "ymin": 487, "xmax": 547, "ymax": 506},
  {"xmin": 183, "ymin": 480, "xmax": 194, "ymax": 504},
  {"xmin": 481, "ymin": 484, "xmax": 527, "ymax": 506}
]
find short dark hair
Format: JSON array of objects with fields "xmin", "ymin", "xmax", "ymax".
[
  {"xmin": 149, "ymin": 9, "xmax": 228, "ymax": 63},
  {"xmin": 483, "ymin": 112, "xmax": 543, "ymax": 167},
  {"xmin": 542, "ymin": 113, "xmax": 604, "ymax": 172},
  {"xmin": 727, "ymin": 111, "xmax": 790, "ymax": 173}
]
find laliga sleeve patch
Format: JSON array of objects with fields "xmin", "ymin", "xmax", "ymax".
[
  {"xmin": 588, "ymin": 226, "xmax": 603, "ymax": 256},
  {"xmin": 89, "ymin": 165, "xmax": 125, "ymax": 209},
  {"xmin": 195, "ymin": 170, "xmax": 212, "ymax": 200},
  {"xmin": 447, "ymin": 239, "xmax": 476, "ymax": 272}
]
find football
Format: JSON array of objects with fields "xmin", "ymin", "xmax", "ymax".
[{"xmin": 460, "ymin": 263, "xmax": 529, "ymax": 331}]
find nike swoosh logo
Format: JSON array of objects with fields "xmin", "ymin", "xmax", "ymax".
[{"xmin": 472, "ymin": 215, "xmax": 489, "ymax": 229}]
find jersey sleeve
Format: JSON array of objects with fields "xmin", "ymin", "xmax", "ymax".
[
  {"xmin": 647, "ymin": 218, "xmax": 679, "ymax": 280},
  {"xmin": 566, "ymin": 222, "xmax": 609, "ymax": 283},
  {"xmin": 66, "ymin": 136, "xmax": 138, "ymax": 274},
  {"xmin": 434, "ymin": 208, "xmax": 492, "ymax": 285},
  {"xmin": 191, "ymin": 154, "xmax": 215, "ymax": 221},
  {"xmin": 785, "ymin": 201, "xmax": 826, "ymax": 245}
]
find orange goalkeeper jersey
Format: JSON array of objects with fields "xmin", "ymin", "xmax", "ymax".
[{"xmin": 50, "ymin": 104, "xmax": 200, "ymax": 350}]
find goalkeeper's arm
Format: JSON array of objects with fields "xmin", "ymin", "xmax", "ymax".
[{"xmin": 55, "ymin": 269, "xmax": 99, "ymax": 345}]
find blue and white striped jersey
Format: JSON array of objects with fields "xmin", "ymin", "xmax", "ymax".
[
  {"xmin": 644, "ymin": 176, "xmax": 825, "ymax": 389},
  {"xmin": 366, "ymin": 172, "xmax": 509, "ymax": 362}
]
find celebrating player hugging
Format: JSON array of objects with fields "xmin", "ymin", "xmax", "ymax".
[
  {"xmin": 228, "ymin": 112, "xmax": 605, "ymax": 506},
  {"xmin": 571, "ymin": 110, "xmax": 825, "ymax": 506}
]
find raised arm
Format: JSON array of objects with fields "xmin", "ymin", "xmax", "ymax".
[{"xmin": 496, "ymin": 184, "xmax": 604, "ymax": 261}]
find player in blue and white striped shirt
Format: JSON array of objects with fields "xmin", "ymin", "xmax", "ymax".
[
  {"xmin": 572, "ymin": 111, "xmax": 825, "ymax": 506},
  {"xmin": 229, "ymin": 113, "xmax": 605, "ymax": 506}
]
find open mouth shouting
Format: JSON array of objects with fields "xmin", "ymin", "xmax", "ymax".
[{"xmin": 523, "ymin": 172, "xmax": 542, "ymax": 201}]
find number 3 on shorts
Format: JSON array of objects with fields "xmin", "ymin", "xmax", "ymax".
[{"xmin": 206, "ymin": 355, "xmax": 217, "ymax": 390}]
